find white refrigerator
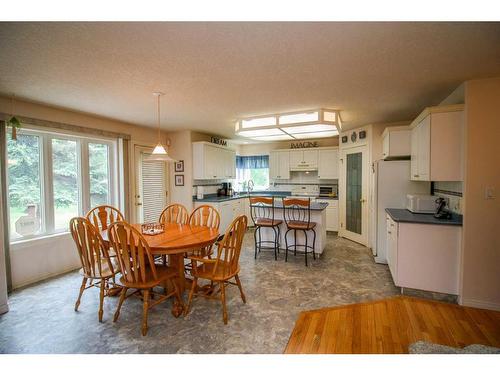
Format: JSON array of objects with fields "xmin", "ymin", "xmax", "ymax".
[{"xmin": 372, "ymin": 160, "xmax": 430, "ymax": 264}]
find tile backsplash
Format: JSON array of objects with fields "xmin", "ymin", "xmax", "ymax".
[{"xmin": 433, "ymin": 181, "xmax": 463, "ymax": 214}]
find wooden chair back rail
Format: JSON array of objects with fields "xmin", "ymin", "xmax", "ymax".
[
  {"xmin": 189, "ymin": 205, "xmax": 221, "ymax": 229},
  {"xmin": 86, "ymin": 205, "xmax": 125, "ymax": 231},
  {"xmin": 282, "ymin": 197, "xmax": 311, "ymax": 225},
  {"xmin": 159, "ymin": 204, "xmax": 189, "ymax": 224},
  {"xmin": 249, "ymin": 196, "xmax": 275, "ymax": 224},
  {"xmin": 108, "ymin": 222, "xmax": 158, "ymax": 285},
  {"xmin": 213, "ymin": 215, "xmax": 248, "ymax": 278},
  {"xmin": 70, "ymin": 217, "xmax": 114, "ymax": 278}
]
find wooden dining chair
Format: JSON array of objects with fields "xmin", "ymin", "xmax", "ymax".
[
  {"xmin": 86, "ymin": 205, "xmax": 125, "ymax": 231},
  {"xmin": 107, "ymin": 221, "xmax": 184, "ymax": 336},
  {"xmin": 188, "ymin": 205, "xmax": 221, "ymax": 258},
  {"xmin": 185, "ymin": 214, "xmax": 248, "ymax": 324},
  {"xmin": 70, "ymin": 217, "xmax": 119, "ymax": 322},
  {"xmin": 159, "ymin": 203, "xmax": 189, "ymax": 225}
]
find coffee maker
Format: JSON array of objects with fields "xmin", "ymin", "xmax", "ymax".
[{"xmin": 217, "ymin": 182, "xmax": 233, "ymax": 197}]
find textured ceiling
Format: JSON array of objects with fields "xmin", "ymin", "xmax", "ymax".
[{"xmin": 0, "ymin": 22, "xmax": 499, "ymax": 138}]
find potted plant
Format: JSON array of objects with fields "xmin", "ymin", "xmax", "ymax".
[{"xmin": 6, "ymin": 115, "xmax": 21, "ymax": 140}]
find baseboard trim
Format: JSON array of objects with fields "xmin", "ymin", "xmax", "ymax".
[
  {"xmin": 460, "ymin": 297, "xmax": 500, "ymax": 311},
  {"xmin": 13, "ymin": 265, "xmax": 80, "ymax": 290},
  {"xmin": 0, "ymin": 302, "xmax": 9, "ymax": 314}
]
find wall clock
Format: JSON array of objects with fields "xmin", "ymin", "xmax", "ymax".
[{"xmin": 351, "ymin": 132, "xmax": 357, "ymax": 143}]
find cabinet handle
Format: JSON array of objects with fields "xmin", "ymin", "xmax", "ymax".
[
  {"xmin": 388, "ymin": 231, "xmax": 392, "ymax": 234},
  {"xmin": 413, "ymin": 174, "xmax": 419, "ymax": 178}
]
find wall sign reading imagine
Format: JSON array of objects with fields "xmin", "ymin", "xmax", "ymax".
[{"xmin": 290, "ymin": 141, "xmax": 319, "ymax": 149}]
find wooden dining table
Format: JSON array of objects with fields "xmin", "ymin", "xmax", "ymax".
[{"xmin": 101, "ymin": 222, "xmax": 219, "ymax": 316}]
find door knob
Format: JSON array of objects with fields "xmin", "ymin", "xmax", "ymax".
[{"xmin": 360, "ymin": 198, "xmax": 366, "ymax": 203}]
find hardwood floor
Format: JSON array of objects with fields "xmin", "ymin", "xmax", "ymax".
[{"xmin": 284, "ymin": 296, "xmax": 500, "ymax": 354}]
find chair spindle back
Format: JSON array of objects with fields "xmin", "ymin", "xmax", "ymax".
[
  {"xmin": 282, "ymin": 198, "xmax": 311, "ymax": 226},
  {"xmin": 86, "ymin": 205, "xmax": 125, "ymax": 231},
  {"xmin": 249, "ymin": 196, "xmax": 275, "ymax": 224},
  {"xmin": 70, "ymin": 217, "xmax": 114, "ymax": 278},
  {"xmin": 107, "ymin": 221, "xmax": 158, "ymax": 285},
  {"xmin": 213, "ymin": 215, "xmax": 248, "ymax": 279},
  {"xmin": 159, "ymin": 203, "xmax": 189, "ymax": 224},
  {"xmin": 189, "ymin": 205, "xmax": 220, "ymax": 229}
]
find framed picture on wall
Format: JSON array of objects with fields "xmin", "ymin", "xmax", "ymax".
[
  {"xmin": 174, "ymin": 160, "xmax": 184, "ymax": 172},
  {"xmin": 175, "ymin": 174, "xmax": 184, "ymax": 186}
]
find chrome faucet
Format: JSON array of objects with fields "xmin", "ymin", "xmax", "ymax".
[{"xmin": 247, "ymin": 179, "xmax": 254, "ymax": 195}]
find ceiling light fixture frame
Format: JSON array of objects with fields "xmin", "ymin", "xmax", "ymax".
[{"xmin": 234, "ymin": 108, "xmax": 342, "ymax": 141}]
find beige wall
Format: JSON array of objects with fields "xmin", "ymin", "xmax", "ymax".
[
  {"xmin": 238, "ymin": 136, "xmax": 339, "ymax": 156},
  {"xmin": 0, "ymin": 96, "xmax": 160, "ymax": 144},
  {"xmin": 460, "ymin": 77, "xmax": 500, "ymax": 310},
  {"xmin": 168, "ymin": 130, "xmax": 194, "ymax": 211}
]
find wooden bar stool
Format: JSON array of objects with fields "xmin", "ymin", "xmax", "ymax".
[
  {"xmin": 282, "ymin": 198, "xmax": 316, "ymax": 267},
  {"xmin": 249, "ymin": 196, "xmax": 282, "ymax": 260}
]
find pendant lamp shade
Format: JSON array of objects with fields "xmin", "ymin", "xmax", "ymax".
[{"xmin": 146, "ymin": 92, "xmax": 176, "ymax": 162}]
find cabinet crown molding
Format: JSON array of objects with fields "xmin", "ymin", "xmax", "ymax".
[{"xmin": 410, "ymin": 104, "xmax": 464, "ymax": 129}]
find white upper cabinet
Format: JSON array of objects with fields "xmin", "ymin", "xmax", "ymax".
[
  {"xmin": 192, "ymin": 142, "xmax": 236, "ymax": 180},
  {"xmin": 289, "ymin": 149, "xmax": 318, "ymax": 170},
  {"xmin": 318, "ymin": 148, "xmax": 339, "ymax": 179},
  {"xmin": 269, "ymin": 150, "xmax": 290, "ymax": 180},
  {"xmin": 382, "ymin": 126, "xmax": 411, "ymax": 159},
  {"xmin": 410, "ymin": 105, "xmax": 464, "ymax": 181}
]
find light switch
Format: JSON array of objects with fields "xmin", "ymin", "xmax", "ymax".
[{"xmin": 485, "ymin": 187, "xmax": 496, "ymax": 200}]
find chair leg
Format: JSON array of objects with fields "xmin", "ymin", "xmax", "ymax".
[
  {"xmin": 272, "ymin": 226, "xmax": 278, "ymax": 261},
  {"xmin": 75, "ymin": 277, "xmax": 87, "ymax": 311},
  {"xmin": 312, "ymin": 229, "xmax": 317, "ymax": 260},
  {"xmin": 284, "ymin": 229, "xmax": 290, "ymax": 262},
  {"xmin": 114, "ymin": 287, "xmax": 128, "ymax": 322},
  {"xmin": 98, "ymin": 279, "xmax": 105, "ymax": 322},
  {"xmin": 141, "ymin": 289, "xmax": 150, "ymax": 336},
  {"xmin": 220, "ymin": 281, "xmax": 228, "ymax": 324},
  {"xmin": 303, "ymin": 229, "xmax": 308, "ymax": 267},
  {"xmin": 235, "ymin": 274, "xmax": 246, "ymax": 303},
  {"xmin": 184, "ymin": 276, "xmax": 197, "ymax": 316},
  {"xmin": 294, "ymin": 230, "xmax": 297, "ymax": 256},
  {"xmin": 276, "ymin": 225, "xmax": 281, "ymax": 254},
  {"xmin": 253, "ymin": 227, "xmax": 258, "ymax": 259}
]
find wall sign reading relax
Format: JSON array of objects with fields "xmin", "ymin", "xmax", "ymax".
[{"xmin": 290, "ymin": 141, "xmax": 319, "ymax": 149}]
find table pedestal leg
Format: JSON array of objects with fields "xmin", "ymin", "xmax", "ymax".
[{"xmin": 169, "ymin": 253, "xmax": 188, "ymax": 317}]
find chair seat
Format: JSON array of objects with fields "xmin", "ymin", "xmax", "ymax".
[
  {"xmin": 254, "ymin": 218, "xmax": 282, "ymax": 227},
  {"xmin": 194, "ymin": 261, "xmax": 240, "ymax": 281},
  {"xmin": 80, "ymin": 257, "xmax": 119, "ymax": 279},
  {"xmin": 119, "ymin": 265, "xmax": 177, "ymax": 289},
  {"xmin": 286, "ymin": 220, "xmax": 316, "ymax": 230}
]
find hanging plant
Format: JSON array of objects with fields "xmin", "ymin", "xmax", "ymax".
[{"xmin": 7, "ymin": 115, "xmax": 21, "ymax": 140}]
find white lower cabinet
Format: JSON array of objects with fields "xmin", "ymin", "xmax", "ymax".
[
  {"xmin": 194, "ymin": 198, "xmax": 250, "ymax": 234},
  {"xmin": 316, "ymin": 199, "xmax": 338, "ymax": 231},
  {"xmin": 385, "ymin": 214, "xmax": 461, "ymax": 295}
]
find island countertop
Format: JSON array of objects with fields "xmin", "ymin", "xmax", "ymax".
[
  {"xmin": 385, "ymin": 208, "xmax": 463, "ymax": 226},
  {"xmin": 251, "ymin": 201, "xmax": 329, "ymax": 211}
]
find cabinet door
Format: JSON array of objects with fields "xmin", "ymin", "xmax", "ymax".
[
  {"xmin": 382, "ymin": 134, "xmax": 390, "ymax": 159},
  {"xmin": 410, "ymin": 127, "xmax": 419, "ymax": 180},
  {"xmin": 303, "ymin": 150, "xmax": 318, "ymax": 168},
  {"xmin": 278, "ymin": 152, "xmax": 290, "ymax": 179},
  {"xmin": 269, "ymin": 151, "xmax": 279, "ymax": 179},
  {"xmin": 205, "ymin": 145, "xmax": 219, "ymax": 179},
  {"xmin": 219, "ymin": 202, "xmax": 232, "ymax": 233},
  {"xmin": 289, "ymin": 150, "xmax": 303, "ymax": 169},
  {"xmin": 318, "ymin": 149, "xmax": 338, "ymax": 179},
  {"xmin": 417, "ymin": 116, "xmax": 431, "ymax": 180}
]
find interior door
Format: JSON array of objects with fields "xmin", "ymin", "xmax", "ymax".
[
  {"xmin": 340, "ymin": 145, "xmax": 369, "ymax": 245},
  {"xmin": 134, "ymin": 146, "xmax": 168, "ymax": 223}
]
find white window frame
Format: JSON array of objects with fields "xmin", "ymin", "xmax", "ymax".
[{"xmin": 6, "ymin": 126, "xmax": 118, "ymax": 243}]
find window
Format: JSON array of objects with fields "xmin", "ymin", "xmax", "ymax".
[
  {"xmin": 235, "ymin": 155, "xmax": 269, "ymax": 191},
  {"xmin": 6, "ymin": 127, "xmax": 117, "ymax": 241}
]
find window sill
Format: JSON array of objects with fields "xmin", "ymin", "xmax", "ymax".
[{"xmin": 10, "ymin": 231, "xmax": 72, "ymax": 249}]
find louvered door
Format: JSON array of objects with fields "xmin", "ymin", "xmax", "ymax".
[{"xmin": 134, "ymin": 146, "xmax": 168, "ymax": 223}]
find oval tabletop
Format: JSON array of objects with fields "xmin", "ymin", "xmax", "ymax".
[{"xmin": 101, "ymin": 223, "xmax": 219, "ymax": 255}]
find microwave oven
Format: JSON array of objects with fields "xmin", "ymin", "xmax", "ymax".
[{"xmin": 406, "ymin": 194, "xmax": 436, "ymax": 213}]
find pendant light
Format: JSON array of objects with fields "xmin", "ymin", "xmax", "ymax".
[{"xmin": 146, "ymin": 92, "xmax": 176, "ymax": 162}]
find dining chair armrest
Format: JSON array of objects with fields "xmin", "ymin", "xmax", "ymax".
[{"xmin": 189, "ymin": 256, "xmax": 216, "ymax": 264}]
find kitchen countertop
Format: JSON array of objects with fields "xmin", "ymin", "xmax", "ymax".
[
  {"xmin": 385, "ymin": 208, "xmax": 463, "ymax": 226},
  {"xmin": 193, "ymin": 191, "xmax": 290, "ymax": 203},
  {"xmin": 193, "ymin": 192, "xmax": 329, "ymax": 210}
]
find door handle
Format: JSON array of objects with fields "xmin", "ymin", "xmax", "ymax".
[
  {"xmin": 360, "ymin": 198, "xmax": 366, "ymax": 203},
  {"xmin": 136, "ymin": 203, "xmax": 143, "ymax": 206}
]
